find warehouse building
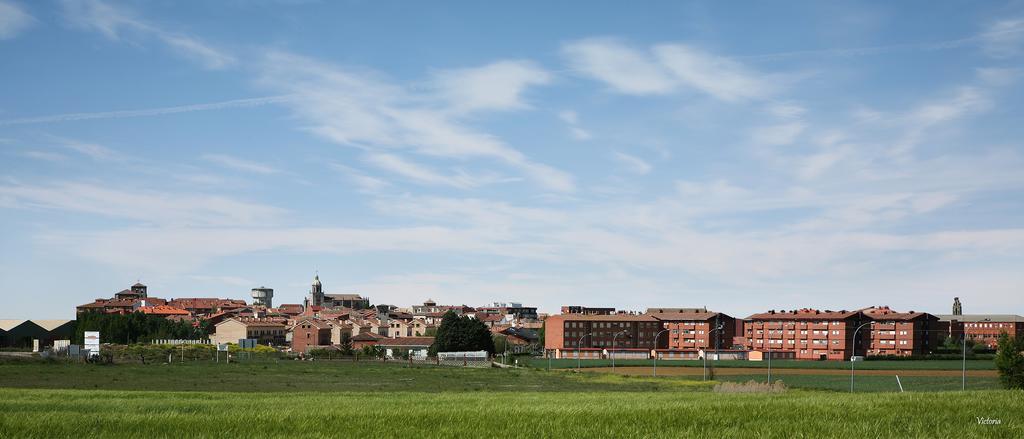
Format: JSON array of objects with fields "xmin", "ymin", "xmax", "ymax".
[{"xmin": 0, "ymin": 319, "xmax": 75, "ymax": 349}]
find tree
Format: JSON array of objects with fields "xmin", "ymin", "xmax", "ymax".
[
  {"xmin": 994, "ymin": 333, "xmax": 1024, "ymax": 389},
  {"xmin": 429, "ymin": 310, "xmax": 496, "ymax": 355},
  {"xmin": 338, "ymin": 333, "xmax": 353, "ymax": 356}
]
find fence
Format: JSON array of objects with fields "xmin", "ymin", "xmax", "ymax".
[
  {"xmin": 438, "ymin": 351, "xmax": 490, "ymax": 368},
  {"xmin": 151, "ymin": 339, "xmax": 212, "ymax": 345}
]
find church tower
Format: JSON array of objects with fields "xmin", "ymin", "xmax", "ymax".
[
  {"xmin": 952, "ymin": 297, "xmax": 962, "ymax": 316},
  {"xmin": 306, "ymin": 274, "xmax": 324, "ymax": 308}
]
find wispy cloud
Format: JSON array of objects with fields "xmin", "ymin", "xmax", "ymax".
[
  {"xmin": 201, "ymin": 153, "xmax": 280, "ymax": 175},
  {"xmin": 563, "ymin": 38, "xmax": 774, "ymax": 101},
  {"xmin": 57, "ymin": 137, "xmax": 123, "ymax": 161},
  {"xmin": 0, "ymin": 0, "xmax": 34, "ymax": 40},
  {"xmin": 60, "ymin": 0, "xmax": 235, "ymax": 69},
  {"xmin": 0, "ymin": 182, "xmax": 283, "ymax": 227},
  {"xmin": 432, "ymin": 60, "xmax": 551, "ymax": 113},
  {"xmin": 258, "ymin": 50, "xmax": 574, "ymax": 192},
  {"xmin": 363, "ymin": 153, "xmax": 506, "ymax": 189},
  {"xmin": 750, "ymin": 122, "xmax": 805, "ymax": 146},
  {"xmin": 0, "ymin": 95, "xmax": 292, "ymax": 126},
  {"xmin": 328, "ymin": 163, "xmax": 390, "ymax": 193},
  {"xmin": 19, "ymin": 150, "xmax": 68, "ymax": 162},
  {"xmin": 562, "ymin": 38, "xmax": 676, "ymax": 95},
  {"xmin": 558, "ymin": 110, "xmax": 591, "ymax": 140},
  {"xmin": 981, "ymin": 18, "xmax": 1024, "ymax": 58},
  {"xmin": 611, "ymin": 151, "xmax": 652, "ymax": 175}
]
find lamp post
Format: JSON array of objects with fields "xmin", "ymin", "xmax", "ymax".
[
  {"xmin": 767, "ymin": 341, "xmax": 772, "ymax": 383},
  {"xmin": 706, "ymin": 323, "xmax": 725, "ymax": 380},
  {"xmin": 576, "ymin": 332, "xmax": 592, "ymax": 372},
  {"xmin": 652, "ymin": 329, "xmax": 670, "ymax": 377},
  {"xmin": 850, "ymin": 322, "xmax": 872, "ymax": 392},
  {"xmin": 962, "ymin": 331, "xmax": 968, "ymax": 391},
  {"xmin": 611, "ymin": 330, "xmax": 629, "ymax": 372}
]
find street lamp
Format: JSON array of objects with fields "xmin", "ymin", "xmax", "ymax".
[
  {"xmin": 850, "ymin": 321, "xmax": 872, "ymax": 392},
  {"xmin": 962, "ymin": 330, "xmax": 968, "ymax": 391},
  {"xmin": 576, "ymin": 332, "xmax": 593, "ymax": 372},
  {"xmin": 652, "ymin": 329, "xmax": 669, "ymax": 377},
  {"xmin": 611, "ymin": 330, "xmax": 629, "ymax": 372},
  {"xmin": 705, "ymin": 323, "xmax": 725, "ymax": 381}
]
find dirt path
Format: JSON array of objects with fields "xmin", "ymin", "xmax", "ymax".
[{"xmin": 586, "ymin": 366, "xmax": 997, "ymax": 377}]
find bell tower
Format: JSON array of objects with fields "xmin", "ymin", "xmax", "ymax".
[{"xmin": 307, "ymin": 273, "xmax": 324, "ymax": 308}]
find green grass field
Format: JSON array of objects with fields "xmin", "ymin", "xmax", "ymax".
[
  {"xmin": 0, "ymin": 360, "xmax": 1020, "ymax": 437},
  {"xmin": 526, "ymin": 357, "xmax": 997, "ymax": 370}
]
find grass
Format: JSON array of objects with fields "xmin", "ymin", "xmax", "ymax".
[
  {"xmin": 1, "ymin": 388, "xmax": 1021, "ymax": 438},
  {"xmin": 527, "ymin": 357, "xmax": 996, "ymax": 370},
  {"xmin": 0, "ymin": 359, "xmax": 711, "ymax": 393},
  {"xmin": 1, "ymin": 360, "xmax": 1020, "ymax": 437}
]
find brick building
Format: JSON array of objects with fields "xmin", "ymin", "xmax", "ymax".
[
  {"xmin": 289, "ymin": 318, "xmax": 333, "ymax": 353},
  {"xmin": 860, "ymin": 306, "xmax": 941, "ymax": 356},
  {"xmin": 645, "ymin": 308, "xmax": 736, "ymax": 359},
  {"xmin": 544, "ymin": 314, "xmax": 661, "ymax": 359},
  {"xmin": 936, "ymin": 314, "xmax": 1024, "ymax": 349},
  {"xmin": 741, "ymin": 309, "xmax": 864, "ymax": 361}
]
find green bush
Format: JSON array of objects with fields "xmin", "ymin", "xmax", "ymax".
[{"xmin": 994, "ymin": 333, "xmax": 1024, "ymax": 389}]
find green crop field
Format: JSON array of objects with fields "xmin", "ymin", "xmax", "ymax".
[
  {"xmin": 526, "ymin": 357, "xmax": 997, "ymax": 370},
  {"xmin": 0, "ymin": 359, "xmax": 1020, "ymax": 437}
]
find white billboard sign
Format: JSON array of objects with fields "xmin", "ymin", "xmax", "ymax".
[{"xmin": 84, "ymin": 331, "xmax": 101, "ymax": 355}]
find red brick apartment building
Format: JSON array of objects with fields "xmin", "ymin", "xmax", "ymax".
[
  {"xmin": 860, "ymin": 306, "xmax": 941, "ymax": 356},
  {"xmin": 937, "ymin": 314, "xmax": 1024, "ymax": 348},
  {"xmin": 740, "ymin": 309, "xmax": 864, "ymax": 361},
  {"xmin": 645, "ymin": 308, "xmax": 736, "ymax": 359},
  {"xmin": 545, "ymin": 314, "xmax": 661, "ymax": 359}
]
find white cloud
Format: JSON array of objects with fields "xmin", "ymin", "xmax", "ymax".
[
  {"xmin": 0, "ymin": 182, "xmax": 283, "ymax": 227},
  {"xmin": 57, "ymin": 138, "xmax": 122, "ymax": 161},
  {"xmin": 612, "ymin": 151, "xmax": 652, "ymax": 175},
  {"xmin": 562, "ymin": 38, "xmax": 677, "ymax": 95},
  {"xmin": 557, "ymin": 110, "xmax": 579, "ymax": 125},
  {"xmin": 0, "ymin": 95, "xmax": 291, "ymax": 126},
  {"xmin": 20, "ymin": 150, "xmax": 68, "ymax": 162},
  {"xmin": 258, "ymin": 50, "xmax": 574, "ymax": 192},
  {"xmin": 60, "ymin": 0, "xmax": 235, "ymax": 69},
  {"xmin": 364, "ymin": 153, "xmax": 486, "ymax": 189},
  {"xmin": 558, "ymin": 110, "xmax": 592, "ymax": 140},
  {"xmin": 750, "ymin": 122, "xmax": 805, "ymax": 146},
  {"xmin": 201, "ymin": 153, "xmax": 280, "ymax": 174},
  {"xmin": 0, "ymin": 1, "xmax": 34, "ymax": 40},
  {"xmin": 767, "ymin": 102, "xmax": 806, "ymax": 119},
  {"xmin": 327, "ymin": 163, "xmax": 390, "ymax": 193},
  {"xmin": 563, "ymin": 38, "xmax": 775, "ymax": 101},
  {"xmin": 976, "ymin": 67, "xmax": 1021, "ymax": 86},
  {"xmin": 653, "ymin": 44, "xmax": 773, "ymax": 101},
  {"xmin": 433, "ymin": 60, "xmax": 551, "ymax": 113},
  {"xmin": 981, "ymin": 18, "xmax": 1024, "ymax": 58}
]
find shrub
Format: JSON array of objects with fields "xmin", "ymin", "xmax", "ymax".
[{"xmin": 994, "ymin": 333, "xmax": 1024, "ymax": 389}]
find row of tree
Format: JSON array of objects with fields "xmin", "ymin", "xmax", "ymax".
[{"xmin": 73, "ymin": 312, "xmax": 211, "ymax": 344}]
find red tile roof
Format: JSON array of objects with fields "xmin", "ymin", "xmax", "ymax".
[
  {"xmin": 746, "ymin": 308, "xmax": 861, "ymax": 320},
  {"xmin": 859, "ymin": 306, "xmax": 934, "ymax": 321},
  {"xmin": 138, "ymin": 305, "xmax": 191, "ymax": 316}
]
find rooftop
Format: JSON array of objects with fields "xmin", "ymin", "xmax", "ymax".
[{"xmin": 935, "ymin": 314, "xmax": 1024, "ymax": 323}]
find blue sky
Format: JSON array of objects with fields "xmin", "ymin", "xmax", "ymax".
[{"xmin": 1, "ymin": 0, "xmax": 1023, "ymax": 319}]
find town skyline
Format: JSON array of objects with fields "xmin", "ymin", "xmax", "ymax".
[{"xmin": 2, "ymin": 1, "xmax": 1024, "ymax": 318}]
